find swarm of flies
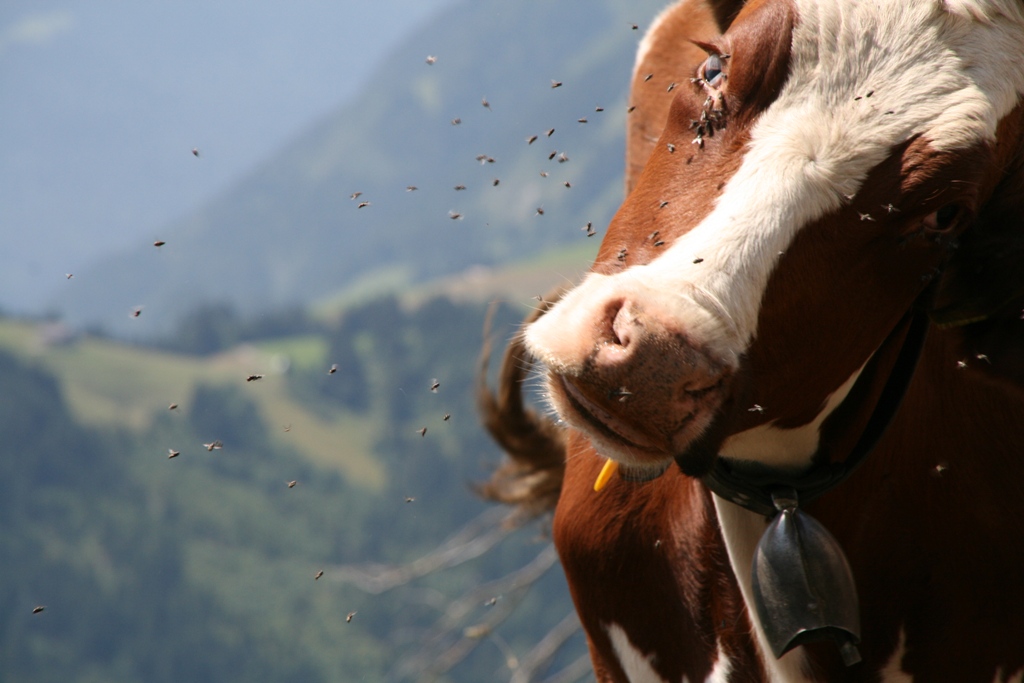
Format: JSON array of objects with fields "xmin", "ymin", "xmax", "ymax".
[
  {"xmin": 112, "ymin": 43, "xmax": 625, "ymax": 646},
  {"xmin": 688, "ymin": 53, "xmax": 730, "ymax": 148}
]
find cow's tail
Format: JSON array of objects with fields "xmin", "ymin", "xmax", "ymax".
[{"xmin": 477, "ymin": 293, "xmax": 566, "ymax": 516}]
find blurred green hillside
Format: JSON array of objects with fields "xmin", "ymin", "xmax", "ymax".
[{"xmin": 0, "ymin": 286, "xmax": 590, "ymax": 682}]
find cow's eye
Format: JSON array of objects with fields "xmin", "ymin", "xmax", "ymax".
[
  {"xmin": 923, "ymin": 204, "xmax": 962, "ymax": 233},
  {"xmin": 702, "ymin": 54, "xmax": 726, "ymax": 87}
]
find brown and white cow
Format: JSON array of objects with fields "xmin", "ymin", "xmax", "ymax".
[{"xmin": 481, "ymin": 0, "xmax": 1024, "ymax": 680}]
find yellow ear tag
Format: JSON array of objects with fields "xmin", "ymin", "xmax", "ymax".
[{"xmin": 594, "ymin": 458, "xmax": 619, "ymax": 492}]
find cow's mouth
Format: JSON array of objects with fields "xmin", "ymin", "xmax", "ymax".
[
  {"xmin": 556, "ymin": 373, "xmax": 677, "ymax": 458},
  {"xmin": 546, "ymin": 359, "xmax": 736, "ymax": 489}
]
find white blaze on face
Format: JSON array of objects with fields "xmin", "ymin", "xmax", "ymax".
[
  {"xmin": 527, "ymin": 0, "xmax": 1024, "ymax": 453},
  {"xmin": 683, "ymin": 0, "xmax": 1019, "ymax": 347}
]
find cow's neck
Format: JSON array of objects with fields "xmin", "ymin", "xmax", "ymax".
[{"xmin": 865, "ymin": 325, "xmax": 1024, "ymax": 516}]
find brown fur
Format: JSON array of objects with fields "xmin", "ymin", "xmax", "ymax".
[
  {"xmin": 554, "ymin": 433, "xmax": 765, "ymax": 682},
  {"xmin": 625, "ymin": 0, "xmax": 733, "ymax": 193},
  {"xmin": 932, "ymin": 104, "xmax": 1024, "ymax": 391}
]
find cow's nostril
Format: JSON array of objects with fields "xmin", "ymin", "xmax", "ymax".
[{"xmin": 610, "ymin": 301, "xmax": 635, "ymax": 349}]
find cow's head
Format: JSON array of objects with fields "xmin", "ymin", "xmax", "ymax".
[{"xmin": 526, "ymin": 0, "xmax": 1024, "ymax": 481}]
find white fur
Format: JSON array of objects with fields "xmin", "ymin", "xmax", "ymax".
[
  {"xmin": 605, "ymin": 623, "xmax": 735, "ymax": 682},
  {"xmin": 878, "ymin": 628, "xmax": 913, "ymax": 682},
  {"xmin": 704, "ymin": 642, "xmax": 733, "ymax": 683},
  {"xmin": 877, "ymin": 626, "xmax": 1024, "ymax": 682},
  {"xmin": 606, "ymin": 622, "xmax": 674, "ymax": 683},
  {"xmin": 720, "ymin": 362, "xmax": 865, "ymax": 469},
  {"xmin": 712, "ymin": 495, "xmax": 812, "ymax": 683}
]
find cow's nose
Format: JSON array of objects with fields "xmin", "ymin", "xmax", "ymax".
[
  {"xmin": 593, "ymin": 300, "xmax": 643, "ymax": 368},
  {"xmin": 568, "ymin": 299, "xmax": 672, "ymax": 412},
  {"xmin": 526, "ymin": 281, "xmax": 736, "ymax": 467}
]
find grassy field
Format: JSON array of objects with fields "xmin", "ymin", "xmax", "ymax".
[{"xmin": 0, "ymin": 320, "xmax": 384, "ymax": 490}]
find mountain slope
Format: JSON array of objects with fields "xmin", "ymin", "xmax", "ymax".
[
  {"xmin": 55, "ymin": 0, "xmax": 667, "ymax": 336},
  {"xmin": 0, "ymin": 0, "xmax": 455, "ymax": 313}
]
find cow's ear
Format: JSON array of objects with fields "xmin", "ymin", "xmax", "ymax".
[
  {"xmin": 625, "ymin": 0, "xmax": 745, "ymax": 193},
  {"xmin": 931, "ymin": 118, "xmax": 1024, "ymax": 388}
]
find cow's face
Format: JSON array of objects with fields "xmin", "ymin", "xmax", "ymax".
[{"xmin": 526, "ymin": 0, "xmax": 1024, "ymax": 479}]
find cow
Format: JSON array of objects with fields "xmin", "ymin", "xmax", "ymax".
[{"xmin": 479, "ymin": 0, "xmax": 1024, "ymax": 680}]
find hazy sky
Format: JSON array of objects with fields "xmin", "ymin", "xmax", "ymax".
[{"xmin": 0, "ymin": 0, "xmax": 453, "ymax": 313}]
